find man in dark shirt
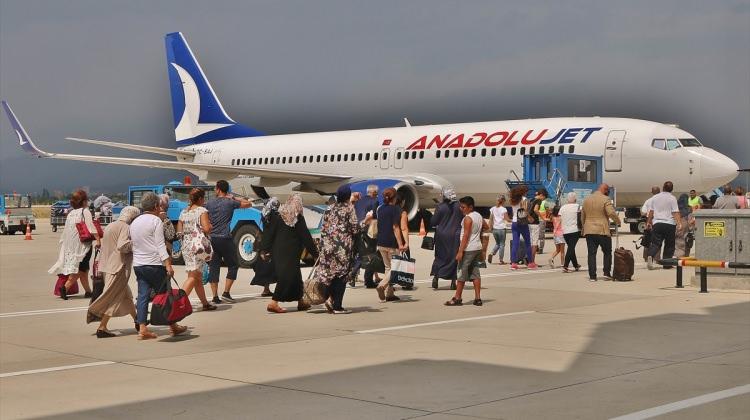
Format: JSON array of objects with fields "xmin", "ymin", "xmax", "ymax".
[
  {"xmin": 528, "ymin": 189, "xmax": 547, "ymax": 264},
  {"xmin": 204, "ymin": 180, "xmax": 252, "ymax": 303}
]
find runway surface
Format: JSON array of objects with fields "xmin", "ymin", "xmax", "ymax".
[{"xmin": 1, "ymin": 222, "xmax": 748, "ymax": 419}]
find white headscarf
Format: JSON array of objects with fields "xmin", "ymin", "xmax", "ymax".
[
  {"xmin": 262, "ymin": 197, "xmax": 280, "ymax": 220},
  {"xmin": 441, "ymin": 187, "xmax": 457, "ymax": 202},
  {"xmin": 118, "ymin": 206, "xmax": 141, "ymax": 224}
]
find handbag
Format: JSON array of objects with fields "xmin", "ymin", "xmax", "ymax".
[
  {"xmin": 75, "ymin": 209, "xmax": 104, "ymax": 242},
  {"xmin": 301, "ymin": 260, "xmax": 329, "ymax": 306},
  {"xmin": 150, "ymin": 276, "xmax": 193, "ymax": 325},
  {"xmin": 201, "ymin": 262, "xmax": 211, "ymax": 285},
  {"xmin": 53, "ymin": 274, "xmax": 79, "ymax": 296},
  {"xmin": 389, "ymin": 253, "xmax": 415, "ymax": 287},
  {"xmin": 189, "ymin": 219, "xmax": 213, "ymax": 262},
  {"xmin": 89, "ymin": 249, "xmax": 105, "ymax": 303},
  {"xmin": 420, "ymin": 236, "xmax": 435, "ymax": 250},
  {"xmin": 361, "ymin": 250, "xmax": 385, "ymax": 273}
]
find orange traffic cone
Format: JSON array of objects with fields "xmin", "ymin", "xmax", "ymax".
[
  {"xmin": 418, "ymin": 218, "xmax": 427, "ymax": 237},
  {"xmin": 24, "ymin": 221, "xmax": 33, "ymax": 240}
]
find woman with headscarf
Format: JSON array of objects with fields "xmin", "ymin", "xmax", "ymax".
[
  {"xmin": 158, "ymin": 194, "xmax": 177, "ymax": 256},
  {"xmin": 259, "ymin": 194, "xmax": 318, "ymax": 313},
  {"xmin": 429, "ymin": 187, "xmax": 464, "ymax": 290},
  {"xmin": 86, "ymin": 206, "xmax": 140, "ymax": 338},
  {"xmin": 50, "ymin": 189, "xmax": 99, "ymax": 299},
  {"xmin": 674, "ymin": 193, "xmax": 693, "ymax": 257},
  {"xmin": 316, "ymin": 185, "xmax": 371, "ymax": 313},
  {"xmin": 251, "ymin": 198, "xmax": 280, "ymax": 297}
]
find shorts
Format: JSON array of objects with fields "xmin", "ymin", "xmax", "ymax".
[
  {"xmin": 529, "ymin": 224, "xmax": 541, "ymax": 247},
  {"xmin": 457, "ymin": 250, "xmax": 482, "ymax": 282},
  {"xmin": 78, "ymin": 247, "xmax": 93, "ymax": 272},
  {"xmin": 554, "ymin": 235, "xmax": 565, "ymax": 245}
]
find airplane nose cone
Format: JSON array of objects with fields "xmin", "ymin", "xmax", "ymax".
[{"xmin": 701, "ymin": 148, "xmax": 739, "ymax": 187}]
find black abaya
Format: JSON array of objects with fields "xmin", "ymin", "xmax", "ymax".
[{"xmin": 429, "ymin": 201, "xmax": 463, "ymax": 280}]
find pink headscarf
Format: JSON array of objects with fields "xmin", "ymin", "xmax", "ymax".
[{"xmin": 279, "ymin": 194, "xmax": 303, "ymax": 227}]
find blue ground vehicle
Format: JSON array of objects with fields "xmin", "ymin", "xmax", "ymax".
[
  {"xmin": 120, "ymin": 182, "xmax": 266, "ymax": 267},
  {"xmin": 1, "ymin": 194, "xmax": 35, "ymax": 235}
]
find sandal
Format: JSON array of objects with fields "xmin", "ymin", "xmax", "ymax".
[
  {"xmin": 324, "ymin": 302, "xmax": 334, "ymax": 314},
  {"xmin": 473, "ymin": 299, "xmax": 483, "ymax": 306},
  {"xmin": 444, "ymin": 297, "xmax": 463, "ymax": 306},
  {"xmin": 137, "ymin": 331, "xmax": 157, "ymax": 340},
  {"xmin": 170, "ymin": 325, "xmax": 188, "ymax": 337},
  {"xmin": 260, "ymin": 291, "xmax": 273, "ymax": 297},
  {"xmin": 202, "ymin": 303, "xmax": 217, "ymax": 311}
]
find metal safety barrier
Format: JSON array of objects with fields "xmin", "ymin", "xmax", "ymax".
[{"xmin": 659, "ymin": 257, "xmax": 750, "ymax": 293}]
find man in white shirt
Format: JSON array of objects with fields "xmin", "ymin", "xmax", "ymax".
[
  {"xmin": 487, "ymin": 195, "xmax": 509, "ymax": 265},
  {"xmin": 130, "ymin": 192, "xmax": 186, "ymax": 340},
  {"xmin": 646, "ymin": 181, "xmax": 682, "ymax": 270},
  {"xmin": 641, "ymin": 186, "xmax": 660, "ymax": 216}
]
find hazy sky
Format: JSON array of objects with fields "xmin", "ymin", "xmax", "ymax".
[{"xmin": 1, "ymin": 0, "xmax": 749, "ymax": 193}]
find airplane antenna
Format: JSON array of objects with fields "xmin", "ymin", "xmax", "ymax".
[{"xmin": 403, "ymin": 118, "xmax": 411, "ymax": 127}]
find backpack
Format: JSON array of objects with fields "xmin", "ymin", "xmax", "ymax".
[{"xmin": 516, "ymin": 199, "xmax": 529, "ymax": 225}]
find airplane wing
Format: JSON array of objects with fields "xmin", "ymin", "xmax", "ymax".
[
  {"xmin": 65, "ymin": 137, "xmax": 196, "ymax": 159},
  {"xmin": 2, "ymin": 101, "xmax": 350, "ymax": 184}
]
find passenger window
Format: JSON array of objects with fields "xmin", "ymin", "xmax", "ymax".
[
  {"xmin": 365, "ymin": 153, "xmax": 370, "ymax": 161},
  {"xmin": 501, "ymin": 148, "xmax": 506, "ymax": 156},
  {"xmin": 323, "ymin": 155, "xmax": 328, "ymax": 162},
  {"xmin": 295, "ymin": 156, "xmax": 299, "ymax": 163},
  {"xmin": 404, "ymin": 152, "xmax": 409, "ymax": 160},
  {"xmin": 436, "ymin": 150, "xmax": 441, "ymax": 158},
  {"xmin": 539, "ymin": 146, "xmax": 544, "ymax": 154},
  {"xmin": 471, "ymin": 149, "xmax": 476, "ymax": 157},
  {"xmin": 397, "ymin": 151, "xmax": 402, "ymax": 159},
  {"xmin": 652, "ymin": 139, "xmax": 666, "ymax": 150},
  {"xmin": 358, "ymin": 153, "xmax": 363, "ymax": 161},
  {"xmin": 419, "ymin": 151, "xmax": 424, "ymax": 159},
  {"xmin": 411, "ymin": 151, "xmax": 417, "ymax": 159},
  {"xmin": 666, "ymin": 139, "xmax": 681, "ymax": 150},
  {"xmin": 568, "ymin": 145, "xmax": 574, "ymax": 153},
  {"xmin": 520, "ymin": 147, "xmax": 526, "ymax": 155},
  {"xmin": 511, "ymin": 148, "xmax": 516, "ymax": 156},
  {"xmin": 383, "ymin": 152, "xmax": 388, "ymax": 160},
  {"xmin": 344, "ymin": 154, "xmax": 348, "ymax": 162},
  {"xmin": 463, "ymin": 150, "xmax": 468, "ymax": 158},
  {"xmin": 351, "ymin": 153, "xmax": 355, "ymax": 161},
  {"xmin": 316, "ymin": 155, "xmax": 321, "ymax": 163},
  {"xmin": 481, "ymin": 149, "xmax": 486, "ymax": 157},
  {"xmin": 282, "ymin": 157, "xmax": 286, "ymax": 164},
  {"xmin": 491, "ymin": 148, "xmax": 496, "ymax": 156},
  {"xmin": 231, "ymin": 159, "xmax": 235, "ymax": 165},
  {"xmin": 454, "ymin": 150, "xmax": 459, "ymax": 158}
]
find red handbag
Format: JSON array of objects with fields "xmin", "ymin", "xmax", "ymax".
[
  {"xmin": 75, "ymin": 209, "xmax": 104, "ymax": 243},
  {"xmin": 54, "ymin": 274, "xmax": 79, "ymax": 296},
  {"xmin": 150, "ymin": 276, "xmax": 193, "ymax": 325}
]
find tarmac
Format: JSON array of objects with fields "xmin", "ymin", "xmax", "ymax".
[{"xmin": 0, "ymin": 220, "xmax": 748, "ymax": 419}]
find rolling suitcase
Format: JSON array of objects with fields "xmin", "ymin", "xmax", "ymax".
[{"xmin": 613, "ymin": 229, "xmax": 634, "ymax": 281}]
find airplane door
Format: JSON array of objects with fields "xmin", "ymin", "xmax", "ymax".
[
  {"xmin": 394, "ymin": 147, "xmax": 404, "ymax": 169},
  {"xmin": 604, "ymin": 130, "xmax": 625, "ymax": 172},
  {"xmin": 380, "ymin": 148, "xmax": 390, "ymax": 170},
  {"xmin": 211, "ymin": 150, "xmax": 222, "ymax": 164}
]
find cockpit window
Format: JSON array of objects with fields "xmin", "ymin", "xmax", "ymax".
[
  {"xmin": 651, "ymin": 139, "xmax": 666, "ymax": 150},
  {"xmin": 679, "ymin": 138, "xmax": 702, "ymax": 147},
  {"xmin": 666, "ymin": 139, "xmax": 681, "ymax": 150}
]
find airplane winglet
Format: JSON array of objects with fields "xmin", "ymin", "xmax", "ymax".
[{"xmin": 1, "ymin": 101, "xmax": 52, "ymax": 158}]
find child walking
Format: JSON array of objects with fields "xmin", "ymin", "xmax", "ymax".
[{"xmin": 549, "ymin": 207, "xmax": 565, "ymax": 268}]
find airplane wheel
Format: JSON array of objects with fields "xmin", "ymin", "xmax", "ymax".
[
  {"xmin": 636, "ymin": 221, "xmax": 647, "ymax": 234},
  {"xmin": 629, "ymin": 223, "xmax": 640, "ymax": 234},
  {"xmin": 0, "ymin": 224, "xmax": 6, "ymax": 235},
  {"xmin": 234, "ymin": 224, "xmax": 260, "ymax": 269}
]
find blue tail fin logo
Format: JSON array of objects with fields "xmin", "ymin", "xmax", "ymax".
[{"xmin": 165, "ymin": 32, "xmax": 263, "ymax": 145}]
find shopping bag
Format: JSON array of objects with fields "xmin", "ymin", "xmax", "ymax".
[
  {"xmin": 389, "ymin": 253, "xmax": 415, "ymax": 287},
  {"xmin": 53, "ymin": 274, "xmax": 79, "ymax": 296},
  {"xmin": 301, "ymin": 261, "xmax": 328, "ymax": 306},
  {"xmin": 150, "ymin": 277, "xmax": 193, "ymax": 325},
  {"xmin": 201, "ymin": 263, "xmax": 210, "ymax": 285}
]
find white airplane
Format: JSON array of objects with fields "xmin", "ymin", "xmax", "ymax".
[{"xmin": 2, "ymin": 32, "xmax": 739, "ymax": 228}]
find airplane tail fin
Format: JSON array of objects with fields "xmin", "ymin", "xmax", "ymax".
[{"xmin": 165, "ymin": 32, "xmax": 263, "ymax": 145}]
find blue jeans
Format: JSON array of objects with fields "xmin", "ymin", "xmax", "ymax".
[
  {"xmin": 134, "ymin": 265, "xmax": 167, "ymax": 325},
  {"xmin": 511, "ymin": 223, "xmax": 534, "ymax": 263},
  {"xmin": 490, "ymin": 229, "xmax": 506, "ymax": 261}
]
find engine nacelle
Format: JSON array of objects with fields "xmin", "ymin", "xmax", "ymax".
[{"xmin": 346, "ymin": 179, "xmax": 419, "ymax": 221}]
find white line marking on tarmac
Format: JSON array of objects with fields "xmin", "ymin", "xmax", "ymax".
[
  {"xmin": 355, "ymin": 311, "xmax": 535, "ymax": 334},
  {"xmin": 0, "ymin": 361, "xmax": 116, "ymax": 378},
  {"xmin": 609, "ymin": 383, "xmax": 750, "ymax": 420}
]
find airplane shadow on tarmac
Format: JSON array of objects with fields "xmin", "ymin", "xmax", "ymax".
[{"xmin": 34, "ymin": 301, "xmax": 750, "ymax": 420}]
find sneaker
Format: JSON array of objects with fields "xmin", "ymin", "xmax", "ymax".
[
  {"xmin": 211, "ymin": 296, "xmax": 221, "ymax": 304},
  {"xmin": 333, "ymin": 308, "xmax": 352, "ymax": 314},
  {"xmin": 647, "ymin": 256, "xmax": 657, "ymax": 270},
  {"xmin": 221, "ymin": 292, "xmax": 235, "ymax": 303},
  {"xmin": 473, "ymin": 299, "xmax": 483, "ymax": 306},
  {"xmin": 510, "ymin": 263, "xmax": 519, "ymax": 270},
  {"xmin": 603, "ymin": 273, "xmax": 614, "ymax": 281},
  {"xmin": 385, "ymin": 295, "xmax": 401, "ymax": 302},
  {"xmin": 527, "ymin": 262, "xmax": 538, "ymax": 270},
  {"xmin": 548, "ymin": 259, "xmax": 554, "ymax": 269},
  {"xmin": 488, "ymin": 253, "xmax": 493, "ymax": 264},
  {"xmin": 589, "ymin": 277, "xmax": 597, "ymax": 282}
]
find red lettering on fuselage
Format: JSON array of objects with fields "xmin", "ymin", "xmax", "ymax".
[{"xmin": 445, "ymin": 134, "xmax": 464, "ymax": 148}]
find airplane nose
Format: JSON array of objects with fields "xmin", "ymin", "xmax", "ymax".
[{"xmin": 701, "ymin": 148, "xmax": 739, "ymax": 187}]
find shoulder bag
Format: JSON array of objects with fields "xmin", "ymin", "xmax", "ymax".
[{"xmin": 76, "ymin": 209, "xmax": 104, "ymax": 243}]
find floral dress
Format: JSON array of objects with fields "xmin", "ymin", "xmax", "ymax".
[
  {"xmin": 179, "ymin": 206, "xmax": 208, "ymax": 272},
  {"xmin": 315, "ymin": 202, "xmax": 362, "ymax": 285}
]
